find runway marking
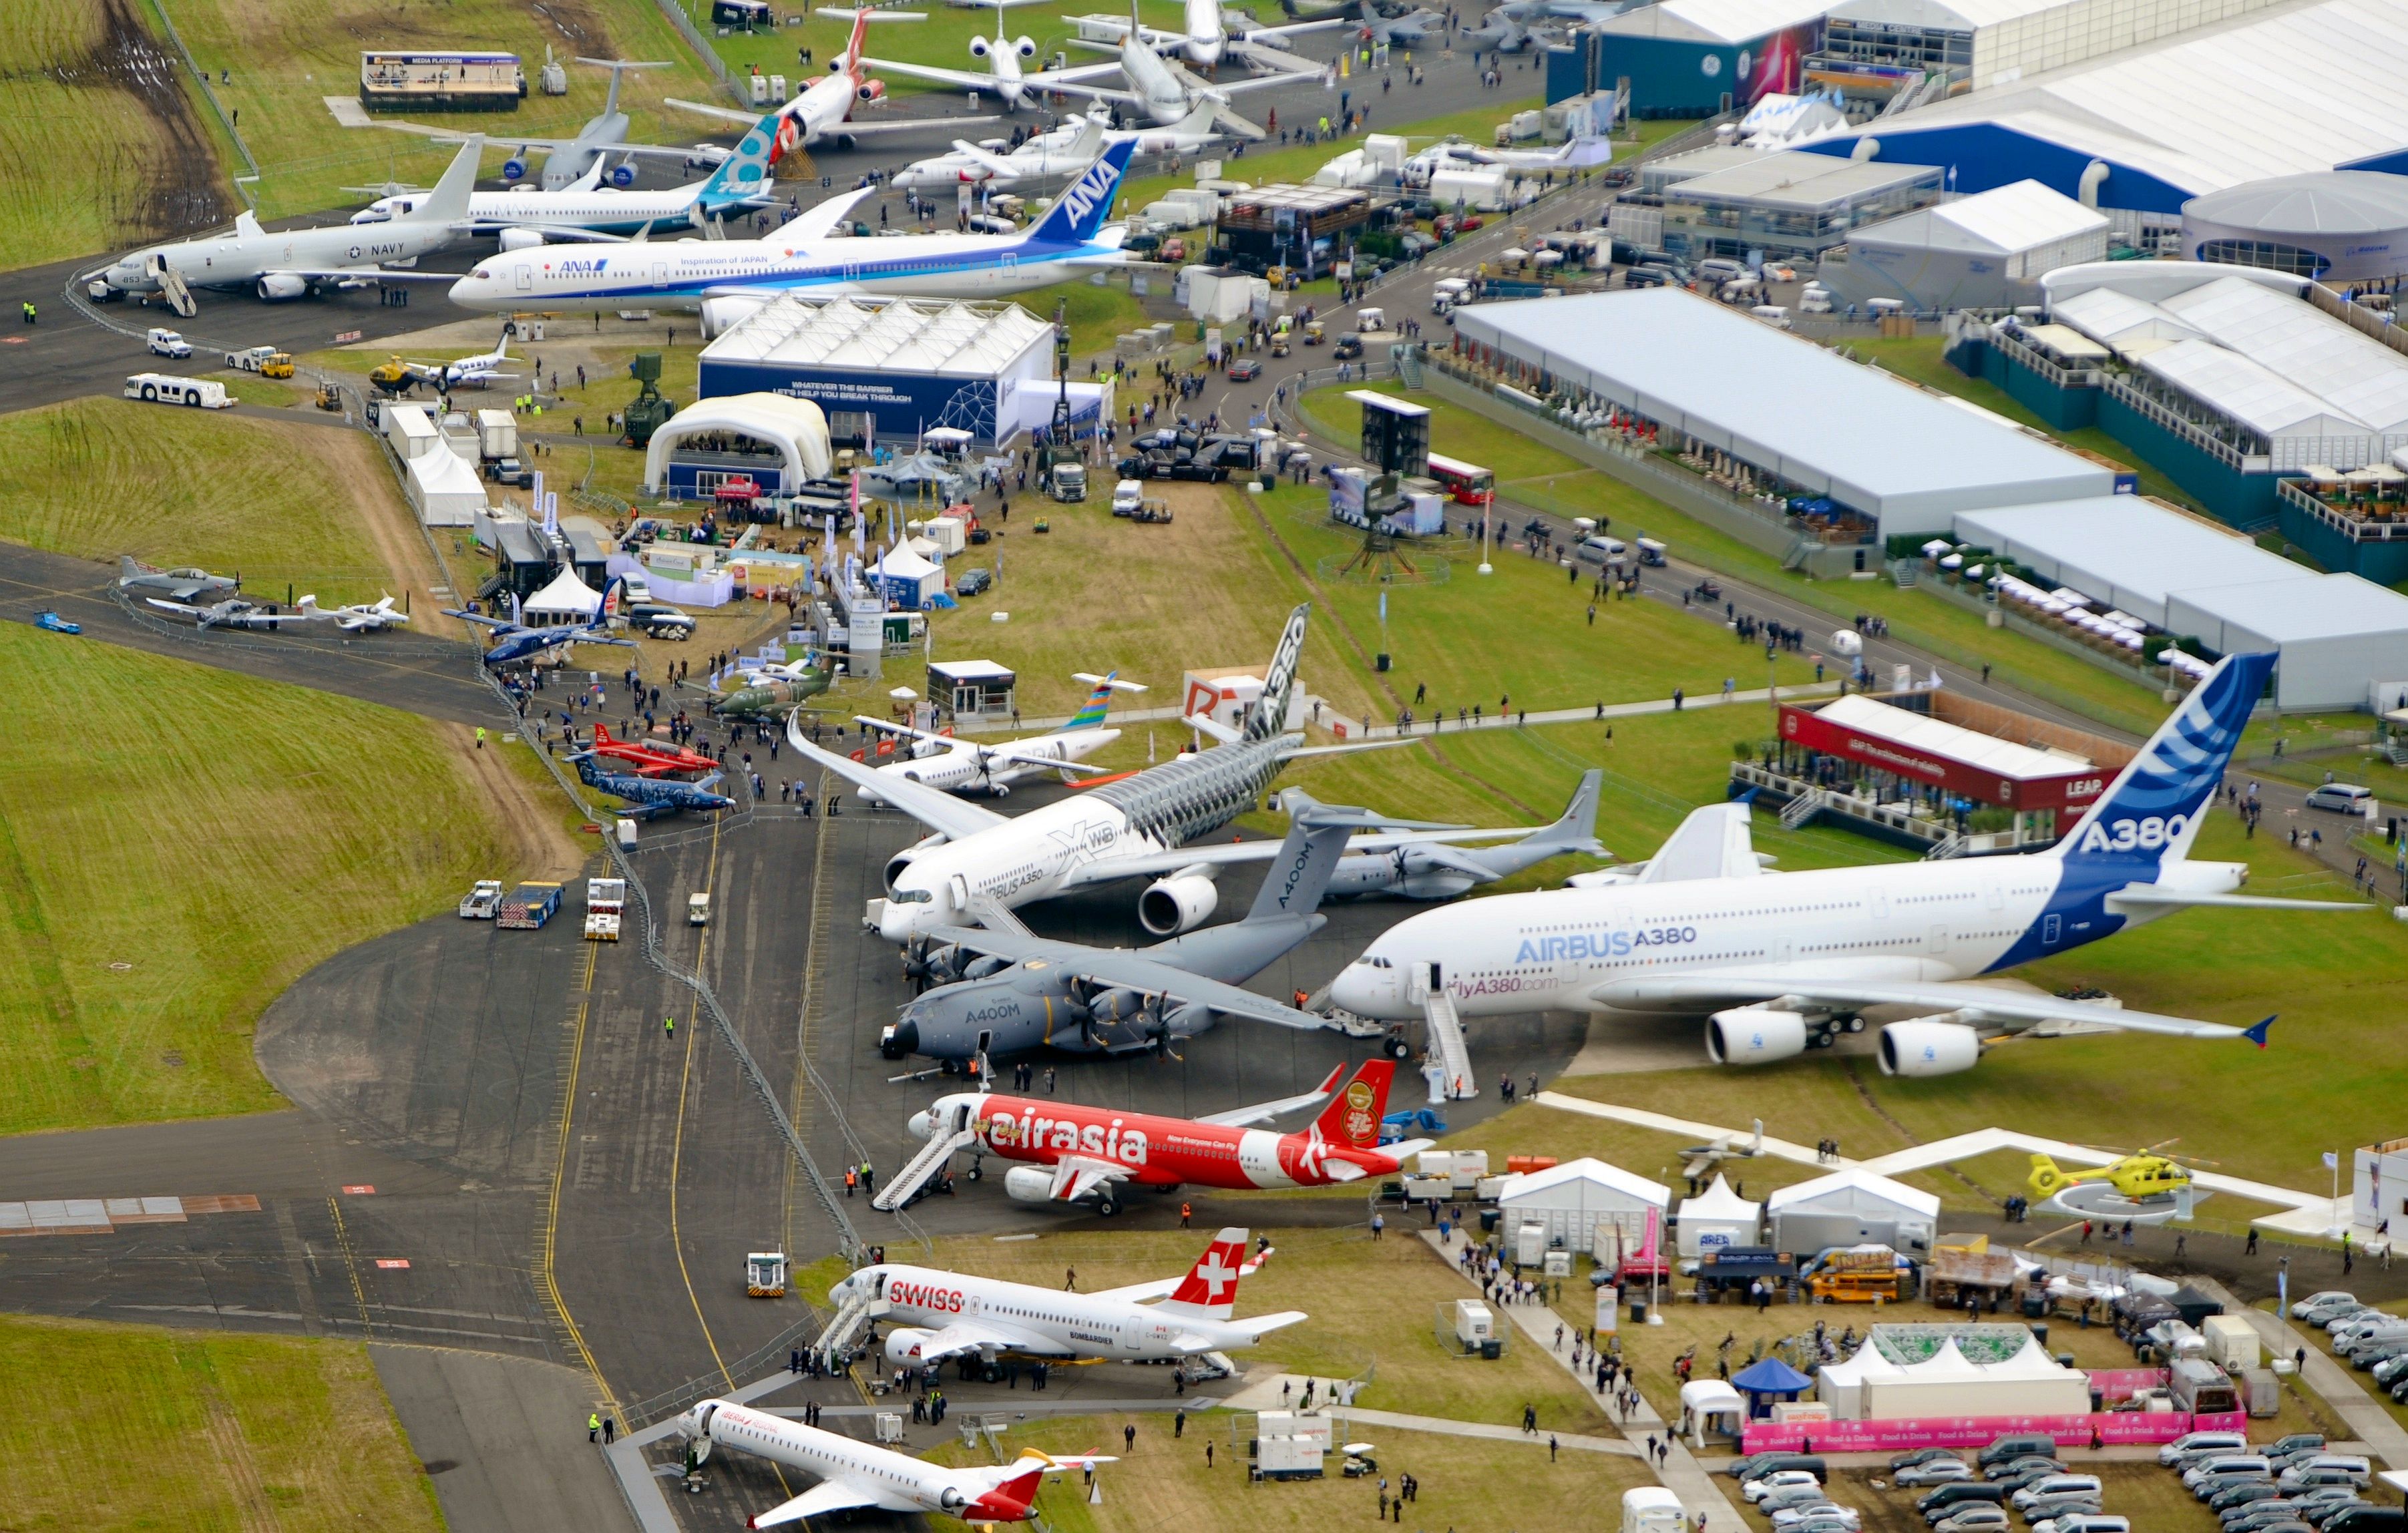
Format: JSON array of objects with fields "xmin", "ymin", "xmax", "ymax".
[
  {"xmin": 0, "ymin": 1193, "xmax": 258, "ymax": 1235},
  {"xmin": 540, "ymin": 937, "xmax": 616, "ymax": 1404},
  {"xmin": 325, "ymin": 1194, "xmax": 377, "ymax": 1337},
  {"xmin": 669, "ymin": 811, "xmax": 735, "ymax": 1389},
  {"xmin": 376, "ymin": 1259, "xmax": 412, "ymax": 1269},
  {"xmin": 781, "ymin": 765, "xmax": 838, "ymax": 1257},
  {"xmin": 342, "ymin": 1184, "xmax": 376, "ymax": 1194}
]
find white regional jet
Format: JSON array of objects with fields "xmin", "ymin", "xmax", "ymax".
[
  {"xmin": 1330, "ymin": 652, "xmax": 2365, "ymax": 1075},
  {"xmin": 676, "ymin": 1401, "xmax": 1110, "ymax": 1528},
  {"xmin": 1046, "ymin": 0, "xmax": 1318, "ymax": 134},
  {"xmin": 835, "ymin": 1226, "xmax": 1302, "ymax": 1371},
  {"xmin": 664, "ymin": 11, "xmax": 993, "ymax": 152},
  {"xmin": 853, "ymin": 670, "xmax": 1145, "ymax": 799},
  {"xmin": 893, "ymin": 103, "xmax": 1225, "ymax": 192}
]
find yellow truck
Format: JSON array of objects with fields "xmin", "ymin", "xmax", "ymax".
[{"xmin": 224, "ymin": 345, "xmax": 294, "ymax": 379}]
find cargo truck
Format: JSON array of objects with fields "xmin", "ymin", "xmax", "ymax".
[
  {"xmin": 584, "ymin": 877, "xmax": 626, "ymax": 941},
  {"xmin": 497, "ymin": 882, "xmax": 562, "ymax": 929}
]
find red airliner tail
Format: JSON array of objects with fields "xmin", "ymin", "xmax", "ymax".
[
  {"xmin": 1311, "ymin": 1059, "xmax": 1393, "ymax": 1150},
  {"xmin": 1156, "ymin": 1227, "xmax": 1253, "ymax": 1320}
]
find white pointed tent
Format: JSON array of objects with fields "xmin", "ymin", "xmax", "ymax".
[
  {"xmin": 1816, "ymin": 1339, "xmax": 1911, "ymax": 1420},
  {"xmin": 1676, "ymin": 1173, "xmax": 1763, "ymax": 1256},
  {"xmin": 523, "ymin": 565, "xmax": 603, "ymax": 626},
  {"xmin": 1679, "ymin": 1379, "xmax": 1748, "ymax": 1446}
]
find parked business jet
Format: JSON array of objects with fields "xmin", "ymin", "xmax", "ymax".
[
  {"xmin": 1065, "ymin": 0, "xmax": 1344, "ymax": 73},
  {"xmin": 853, "ymin": 670, "xmax": 1143, "ymax": 800},
  {"xmin": 1330, "ymin": 653, "xmax": 2365, "ymax": 1074},
  {"xmin": 446, "ymin": 138, "xmax": 1137, "ymax": 312},
  {"xmin": 677, "ymin": 1401, "xmax": 1109, "ymax": 1528},
  {"xmin": 835, "ymin": 1227, "xmax": 1301, "ymax": 1368}
]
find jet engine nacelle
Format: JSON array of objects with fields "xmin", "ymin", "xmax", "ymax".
[
  {"xmin": 610, "ymin": 162, "xmax": 637, "ymax": 188},
  {"xmin": 1003, "ymin": 1165, "xmax": 1060, "ymax": 1204},
  {"xmin": 700, "ymin": 292, "xmax": 776, "ymax": 341},
  {"xmin": 1705, "ymin": 1006, "xmax": 1808, "ymax": 1065},
  {"xmin": 1878, "ymin": 1018, "xmax": 1981, "ymax": 1077},
  {"xmin": 883, "ymin": 1326, "xmax": 939, "ymax": 1367},
  {"xmin": 254, "ymin": 272, "xmax": 309, "ymax": 301},
  {"xmin": 498, "ymin": 226, "xmax": 549, "ymax": 252},
  {"xmin": 1014, "ymin": 35, "xmax": 1038, "ymax": 55},
  {"xmin": 858, "ymin": 79, "xmax": 886, "ymax": 101},
  {"xmin": 501, "ymin": 156, "xmax": 530, "ymax": 182},
  {"xmin": 970, "ymin": 33, "xmax": 992, "ymax": 56},
  {"xmin": 1138, "ymin": 873, "xmax": 1219, "ymax": 936}
]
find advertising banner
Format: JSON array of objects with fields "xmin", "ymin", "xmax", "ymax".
[{"xmin": 1741, "ymin": 1410, "xmax": 2247, "ymax": 1454}]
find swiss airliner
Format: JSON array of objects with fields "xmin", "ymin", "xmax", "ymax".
[{"xmin": 1329, "ymin": 653, "xmax": 2363, "ymax": 1074}]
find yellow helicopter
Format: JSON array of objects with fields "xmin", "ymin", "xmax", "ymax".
[
  {"xmin": 2028, "ymin": 1140, "xmax": 2215, "ymax": 1204},
  {"xmin": 367, "ymin": 355, "xmax": 423, "ymax": 396}
]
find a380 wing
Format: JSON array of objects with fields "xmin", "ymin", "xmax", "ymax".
[{"xmin": 1589, "ymin": 973, "xmax": 2252, "ymax": 1040}]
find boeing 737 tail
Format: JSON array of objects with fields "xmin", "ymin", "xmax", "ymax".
[
  {"xmin": 2049, "ymin": 651, "xmax": 2272, "ymax": 872},
  {"xmin": 1026, "ymin": 138, "xmax": 1135, "ymax": 246}
]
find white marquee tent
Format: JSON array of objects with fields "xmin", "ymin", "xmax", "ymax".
[
  {"xmin": 1677, "ymin": 1174, "xmax": 1764, "ymax": 1257},
  {"xmin": 641, "ymin": 393, "xmax": 833, "ymax": 495},
  {"xmin": 1766, "ymin": 1168, "xmax": 1940, "ymax": 1253},
  {"xmin": 1494, "ymin": 1157, "xmax": 1670, "ymax": 1255},
  {"xmin": 406, "ymin": 446, "xmax": 487, "ymax": 527},
  {"xmin": 522, "ymin": 566, "xmax": 603, "ymax": 626},
  {"xmin": 1817, "ymin": 1340, "xmax": 1913, "ymax": 1419},
  {"xmin": 1680, "ymin": 1379, "xmax": 1748, "ymax": 1446},
  {"xmin": 1858, "ymin": 1335, "xmax": 2091, "ymax": 1420}
]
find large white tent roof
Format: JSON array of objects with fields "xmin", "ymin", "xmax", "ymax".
[
  {"xmin": 705, "ymin": 294, "xmax": 1052, "ymax": 377},
  {"xmin": 1766, "ymin": 1167, "xmax": 1941, "ymax": 1218},
  {"xmin": 1812, "ymin": 692, "xmax": 2094, "ymax": 780},
  {"xmin": 2158, "ymin": 276, "xmax": 2408, "ymax": 435},
  {"xmin": 1453, "ymin": 289, "xmax": 2110, "ymax": 532},
  {"xmin": 2047, "ymin": 286, "xmax": 2207, "ymax": 358},
  {"xmin": 1953, "ymin": 495, "xmax": 2317, "ymax": 629},
  {"xmin": 1855, "ymin": 0, "xmax": 2408, "ymax": 196},
  {"xmin": 2136, "ymin": 340, "xmax": 2371, "ymax": 443},
  {"xmin": 1852, "ymin": 179, "xmax": 2107, "ymax": 256},
  {"xmin": 2173, "ymin": 572, "xmax": 2408, "ymax": 645},
  {"xmin": 1498, "ymin": 1156, "xmax": 1670, "ymax": 1209},
  {"xmin": 1593, "ymin": 0, "xmax": 1836, "ymax": 43}
]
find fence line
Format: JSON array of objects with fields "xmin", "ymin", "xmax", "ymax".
[{"xmin": 146, "ymin": 0, "xmax": 262, "ymax": 209}]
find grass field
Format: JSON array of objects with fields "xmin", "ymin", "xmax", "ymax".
[
  {"xmin": 931, "ymin": 1413, "xmax": 1652, "ymax": 1533},
  {"xmin": 0, "ymin": 1313, "xmax": 445, "ymax": 1532},
  {"xmin": 926, "ymin": 1225, "xmax": 1613, "ymax": 1432},
  {"xmin": 1308, "ymin": 381, "xmax": 2176, "ymax": 736},
  {"xmin": 0, "ymin": 624, "xmax": 514, "ymax": 1134},
  {"xmin": 0, "ymin": 398, "xmax": 419, "ymax": 606}
]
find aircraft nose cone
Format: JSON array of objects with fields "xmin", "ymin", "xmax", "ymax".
[
  {"xmin": 1328, "ymin": 967, "xmax": 1376, "ymax": 1016},
  {"xmin": 884, "ymin": 1019, "xmax": 921, "ymax": 1058},
  {"xmin": 906, "ymin": 1109, "xmax": 932, "ymax": 1140}
]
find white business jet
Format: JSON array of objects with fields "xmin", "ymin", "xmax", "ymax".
[
  {"xmin": 1044, "ymin": 0, "xmax": 1318, "ymax": 134},
  {"xmin": 1330, "ymin": 652, "xmax": 2365, "ymax": 1076},
  {"xmin": 676, "ymin": 1402, "xmax": 1110, "ymax": 1528},
  {"xmin": 298, "ymin": 594, "xmax": 411, "ymax": 632},
  {"xmin": 893, "ymin": 103, "xmax": 1225, "ymax": 192},
  {"xmin": 1063, "ymin": 0, "xmax": 1344, "ymax": 72},
  {"xmin": 864, "ymin": 0, "xmax": 1117, "ymax": 111}
]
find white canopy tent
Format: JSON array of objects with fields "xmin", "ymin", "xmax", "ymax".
[
  {"xmin": 642, "ymin": 393, "xmax": 833, "ymax": 495},
  {"xmin": 1817, "ymin": 1340, "xmax": 1912, "ymax": 1419},
  {"xmin": 1859, "ymin": 1335, "xmax": 2091, "ymax": 1420},
  {"xmin": 1494, "ymin": 1158, "xmax": 1670, "ymax": 1256},
  {"xmin": 870, "ymin": 543, "xmax": 944, "ymax": 609},
  {"xmin": 1676, "ymin": 1174, "xmax": 1764, "ymax": 1257},
  {"xmin": 405, "ymin": 446, "xmax": 487, "ymax": 527},
  {"xmin": 1767, "ymin": 1168, "xmax": 1940, "ymax": 1254},
  {"xmin": 1680, "ymin": 1379, "xmax": 1748, "ymax": 1447},
  {"xmin": 522, "ymin": 566, "xmax": 603, "ymax": 626}
]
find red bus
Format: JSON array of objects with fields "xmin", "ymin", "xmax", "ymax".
[{"xmin": 1424, "ymin": 451, "xmax": 1495, "ymax": 505}]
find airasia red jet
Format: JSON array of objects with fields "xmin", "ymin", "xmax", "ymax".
[
  {"xmin": 883, "ymin": 1058, "xmax": 1428, "ymax": 1215},
  {"xmin": 587, "ymin": 722, "xmax": 717, "ymax": 778}
]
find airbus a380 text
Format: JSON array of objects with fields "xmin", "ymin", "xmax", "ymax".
[{"xmin": 1331, "ymin": 652, "xmax": 2361, "ymax": 1074}]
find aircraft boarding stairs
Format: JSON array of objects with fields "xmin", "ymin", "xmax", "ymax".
[
  {"xmin": 814, "ymin": 1289, "xmax": 885, "ymax": 1369},
  {"xmin": 1416, "ymin": 971, "xmax": 1476, "ymax": 1102},
  {"xmin": 147, "ymin": 254, "xmax": 196, "ymax": 318},
  {"xmin": 872, "ymin": 1100, "xmax": 978, "ymax": 1213}
]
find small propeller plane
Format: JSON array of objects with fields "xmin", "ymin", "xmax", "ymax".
[
  {"xmin": 118, "ymin": 556, "xmax": 237, "ymax": 603},
  {"xmin": 445, "ymin": 582, "xmax": 636, "ymax": 667},
  {"xmin": 570, "ymin": 752, "xmax": 737, "ymax": 820},
  {"xmin": 299, "ymin": 594, "xmax": 411, "ymax": 632},
  {"xmin": 144, "ymin": 596, "xmax": 311, "ymax": 631},
  {"xmin": 586, "ymin": 722, "xmax": 719, "ymax": 778}
]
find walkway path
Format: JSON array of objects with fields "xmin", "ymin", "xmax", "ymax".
[
  {"xmin": 2200, "ymin": 1279, "xmax": 2408, "ymax": 1469},
  {"xmin": 1416, "ymin": 1229, "xmax": 1750, "ymax": 1531},
  {"xmin": 1220, "ymin": 1371, "xmax": 1643, "ymax": 1457}
]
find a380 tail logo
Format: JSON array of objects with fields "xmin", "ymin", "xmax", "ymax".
[{"xmin": 2075, "ymin": 811, "xmax": 2187, "ymax": 854}]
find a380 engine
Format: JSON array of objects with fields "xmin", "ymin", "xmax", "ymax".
[
  {"xmin": 1704, "ymin": 1006, "xmax": 1808, "ymax": 1065},
  {"xmin": 1876, "ymin": 1018, "xmax": 1981, "ymax": 1076},
  {"xmin": 1137, "ymin": 871, "xmax": 1218, "ymax": 935}
]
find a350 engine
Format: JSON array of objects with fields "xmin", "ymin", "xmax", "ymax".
[
  {"xmin": 1704, "ymin": 1006, "xmax": 1808, "ymax": 1065},
  {"xmin": 1876, "ymin": 1018, "xmax": 1981, "ymax": 1076},
  {"xmin": 1138, "ymin": 869, "xmax": 1218, "ymax": 935}
]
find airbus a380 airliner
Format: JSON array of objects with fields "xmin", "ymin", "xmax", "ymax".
[{"xmin": 1330, "ymin": 652, "xmax": 2363, "ymax": 1075}]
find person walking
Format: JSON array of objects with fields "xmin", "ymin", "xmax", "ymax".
[
  {"xmin": 589, "ymin": 1412, "xmax": 602, "ymax": 1443},
  {"xmin": 664, "ymin": 1013, "xmax": 676, "ymax": 1039},
  {"xmin": 1371, "ymin": 1212, "xmax": 1385, "ymax": 1241},
  {"xmin": 603, "ymin": 1416, "xmax": 616, "ymax": 1444},
  {"xmin": 1180, "ymin": 1201, "xmax": 1192, "ymax": 1229}
]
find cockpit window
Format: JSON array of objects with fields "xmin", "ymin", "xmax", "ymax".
[{"xmin": 892, "ymin": 888, "xmax": 934, "ymax": 904}]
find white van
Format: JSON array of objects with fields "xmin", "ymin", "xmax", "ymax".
[
  {"xmin": 2305, "ymin": 783, "xmax": 2373, "ymax": 815},
  {"xmin": 1752, "ymin": 304, "xmax": 1794, "ymax": 330},
  {"xmin": 124, "ymin": 373, "xmax": 232, "ymax": 409}
]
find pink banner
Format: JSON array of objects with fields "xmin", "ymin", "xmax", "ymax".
[
  {"xmin": 1741, "ymin": 1411, "xmax": 2246, "ymax": 1454},
  {"xmin": 2085, "ymin": 1368, "xmax": 2171, "ymax": 1404}
]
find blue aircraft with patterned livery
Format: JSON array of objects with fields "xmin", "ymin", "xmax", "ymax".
[
  {"xmin": 447, "ymin": 138, "xmax": 1139, "ymax": 316},
  {"xmin": 1330, "ymin": 652, "xmax": 2369, "ymax": 1076}
]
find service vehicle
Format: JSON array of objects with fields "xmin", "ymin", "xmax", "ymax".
[
  {"xmin": 1806, "ymin": 1246, "xmax": 1902, "ymax": 1303},
  {"xmin": 33, "ymin": 610, "xmax": 80, "ymax": 634},
  {"xmin": 687, "ymin": 891, "xmax": 710, "ymax": 926},
  {"xmin": 1111, "ymin": 478, "xmax": 1144, "ymax": 514},
  {"xmin": 2305, "ymin": 783, "xmax": 2373, "ymax": 814},
  {"xmin": 146, "ymin": 327, "xmax": 193, "ymax": 359},
  {"xmin": 1227, "ymin": 357, "xmax": 1262, "ymax": 381},
  {"xmin": 224, "ymin": 345, "xmax": 294, "ymax": 377},
  {"xmin": 584, "ymin": 877, "xmax": 627, "ymax": 941},
  {"xmin": 1047, "ymin": 460, "xmax": 1087, "ymax": 502},
  {"xmin": 1332, "ymin": 333, "xmax": 1364, "ymax": 360},
  {"xmin": 124, "ymin": 373, "xmax": 232, "ymax": 409},
  {"xmin": 497, "ymin": 882, "xmax": 563, "ymax": 929},
  {"xmin": 459, "ymin": 879, "xmax": 504, "ymax": 918}
]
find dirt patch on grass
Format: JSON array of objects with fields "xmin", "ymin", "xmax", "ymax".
[
  {"xmin": 322, "ymin": 427, "xmax": 467, "ymax": 638},
  {"xmin": 50, "ymin": 0, "xmax": 232, "ymax": 242},
  {"xmin": 440, "ymin": 724, "xmax": 586, "ymax": 880}
]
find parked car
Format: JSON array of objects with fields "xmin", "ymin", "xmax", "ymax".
[
  {"xmin": 1931, "ymin": 1505, "xmax": 2011, "ymax": 1533},
  {"xmin": 2215, "ymin": 1482, "xmax": 2290, "ymax": 1513},
  {"xmin": 1898, "ymin": 1460, "xmax": 1975, "ymax": 1487},
  {"xmin": 954, "ymin": 566, "xmax": 992, "ymax": 598},
  {"xmin": 2168, "ymin": 1433, "xmax": 2254, "ymax": 1468},
  {"xmin": 1981, "ymin": 1436, "xmax": 2063, "ymax": 1468},
  {"xmin": 626, "ymin": 602, "xmax": 694, "ymax": 640},
  {"xmin": 1987, "ymin": 1456, "xmax": 2065, "ymax": 1482},
  {"xmin": 1728, "ymin": 1454, "xmax": 1825, "ymax": 1483},
  {"xmin": 1743, "ymin": 1470, "xmax": 1821, "ymax": 1503},
  {"xmin": 1919, "ymin": 1483, "xmax": 2007, "ymax": 1517},
  {"xmin": 2290, "ymin": 1292, "xmax": 2359, "ymax": 1323},
  {"xmin": 1771, "ymin": 1502, "xmax": 1858, "ymax": 1530},
  {"xmin": 2304, "ymin": 783, "xmax": 2373, "ymax": 814},
  {"xmin": 2013, "ymin": 1477, "xmax": 2102, "ymax": 1513},
  {"xmin": 1226, "ymin": 357, "xmax": 1262, "ymax": 381},
  {"xmin": 2032, "ymin": 1518, "xmax": 2130, "ymax": 1533},
  {"xmin": 146, "ymin": 326, "xmax": 193, "ymax": 359},
  {"xmin": 1892, "ymin": 1450, "xmax": 1964, "ymax": 1473}
]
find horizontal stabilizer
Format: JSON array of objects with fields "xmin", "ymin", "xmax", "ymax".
[{"xmin": 2105, "ymin": 885, "xmax": 2369, "ymax": 912}]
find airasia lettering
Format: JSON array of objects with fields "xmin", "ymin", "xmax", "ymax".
[{"xmin": 980, "ymin": 1107, "xmax": 1151, "ymax": 1165}]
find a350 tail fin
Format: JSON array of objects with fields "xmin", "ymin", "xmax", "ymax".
[
  {"xmin": 2049, "ymin": 652, "xmax": 2272, "ymax": 871},
  {"xmin": 1025, "ymin": 138, "xmax": 1135, "ymax": 246},
  {"xmin": 1155, "ymin": 1227, "xmax": 1255, "ymax": 1319},
  {"xmin": 1243, "ymin": 602, "xmax": 1310, "ymax": 740},
  {"xmin": 1310, "ymin": 1059, "xmax": 1393, "ymax": 1149}
]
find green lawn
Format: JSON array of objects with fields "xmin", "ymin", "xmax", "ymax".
[
  {"xmin": 1312, "ymin": 381, "xmax": 2176, "ymax": 736},
  {"xmin": 0, "ymin": 397, "xmax": 407, "ymax": 606},
  {"xmin": 0, "ymin": 624, "xmax": 514, "ymax": 1134},
  {"xmin": 0, "ymin": 1315, "xmax": 445, "ymax": 1532}
]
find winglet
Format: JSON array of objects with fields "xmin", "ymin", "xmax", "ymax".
[{"xmin": 2243, "ymin": 1016, "xmax": 2274, "ymax": 1049}]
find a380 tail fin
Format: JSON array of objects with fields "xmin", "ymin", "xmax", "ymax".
[
  {"xmin": 1310, "ymin": 1059, "xmax": 1393, "ymax": 1149},
  {"xmin": 2049, "ymin": 652, "xmax": 2272, "ymax": 871}
]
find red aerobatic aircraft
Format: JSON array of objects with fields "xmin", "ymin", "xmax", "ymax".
[
  {"xmin": 588, "ymin": 722, "xmax": 718, "ymax": 777},
  {"xmin": 881, "ymin": 1059, "xmax": 1427, "ymax": 1215}
]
